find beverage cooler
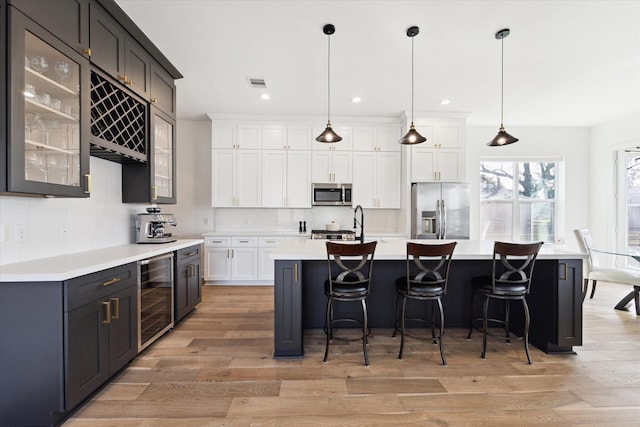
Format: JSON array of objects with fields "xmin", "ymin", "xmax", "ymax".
[{"xmin": 137, "ymin": 253, "xmax": 174, "ymax": 351}]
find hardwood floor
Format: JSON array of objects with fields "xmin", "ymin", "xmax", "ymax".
[{"xmin": 64, "ymin": 282, "xmax": 640, "ymax": 426}]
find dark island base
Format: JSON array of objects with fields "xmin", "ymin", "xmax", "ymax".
[{"xmin": 274, "ymin": 258, "xmax": 583, "ymax": 358}]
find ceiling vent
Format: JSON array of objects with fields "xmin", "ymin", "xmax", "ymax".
[{"xmin": 247, "ymin": 78, "xmax": 267, "ymax": 89}]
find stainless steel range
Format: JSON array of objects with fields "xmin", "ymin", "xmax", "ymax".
[{"xmin": 311, "ymin": 229, "xmax": 356, "ymax": 241}]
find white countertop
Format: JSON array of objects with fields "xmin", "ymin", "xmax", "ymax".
[
  {"xmin": 271, "ymin": 238, "xmax": 587, "ymax": 261},
  {"xmin": 203, "ymin": 230, "xmax": 311, "ymax": 238},
  {"xmin": 0, "ymin": 239, "xmax": 204, "ymax": 282}
]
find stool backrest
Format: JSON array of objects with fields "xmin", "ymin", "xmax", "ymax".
[
  {"xmin": 403, "ymin": 241, "xmax": 457, "ymax": 293},
  {"xmin": 492, "ymin": 241, "xmax": 543, "ymax": 293},
  {"xmin": 326, "ymin": 241, "xmax": 377, "ymax": 291}
]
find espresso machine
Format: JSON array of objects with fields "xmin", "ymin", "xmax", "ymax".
[{"xmin": 136, "ymin": 207, "xmax": 178, "ymax": 243}]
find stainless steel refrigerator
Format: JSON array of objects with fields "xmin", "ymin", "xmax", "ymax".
[{"xmin": 411, "ymin": 182, "xmax": 470, "ymax": 239}]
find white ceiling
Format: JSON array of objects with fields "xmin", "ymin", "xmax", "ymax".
[{"xmin": 116, "ymin": 0, "xmax": 640, "ymax": 127}]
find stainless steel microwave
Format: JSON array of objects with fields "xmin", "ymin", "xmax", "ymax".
[{"xmin": 312, "ymin": 183, "xmax": 352, "ymax": 206}]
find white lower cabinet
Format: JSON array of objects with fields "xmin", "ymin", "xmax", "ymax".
[
  {"xmin": 205, "ymin": 235, "xmax": 288, "ymax": 282},
  {"xmin": 204, "ymin": 236, "xmax": 258, "ymax": 281}
]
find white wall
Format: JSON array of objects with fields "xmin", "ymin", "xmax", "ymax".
[
  {"xmin": 0, "ymin": 157, "xmax": 147, "ymax": 265},
  {"xmin": 465, "ymin": 125, "xmax": 590, "ymax": 249}
]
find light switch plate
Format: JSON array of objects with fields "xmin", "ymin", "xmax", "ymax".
[
  {"xmin": 14, "ymin": 224, "xmax": 26, "ymax": 242},
  {"xmin": 60, "ymin": 224, "xmax": 70, "ymax": 240}
]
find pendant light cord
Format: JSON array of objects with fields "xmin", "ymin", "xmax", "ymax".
[
  {"xmin": 327, "ymin": 33, "xmax": 331, "ymax": 122},
  {"xmin": 411, "ymin": 35, "xmax": 415, "ymax": 124},
  {"xmin": 500, "ymin": 35, "xmax": 504, "ymax": 127}
]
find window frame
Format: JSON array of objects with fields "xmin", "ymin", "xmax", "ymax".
[{"xmin": 479, "ymin": 157, "xmax": 565, "ymax": 243}]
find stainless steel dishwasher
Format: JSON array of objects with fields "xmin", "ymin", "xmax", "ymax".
[{"xmin": 138, "ymin": 253, "xmax": 174, "ymax": 351}]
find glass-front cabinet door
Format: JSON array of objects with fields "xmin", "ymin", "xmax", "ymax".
[
  {"xmin": 150, "ymin": 106, "xmax": 175, "ymax": 203},
  {"xmin": 8, "ymin": 9, "xmax": 90, "ymax": 197}
]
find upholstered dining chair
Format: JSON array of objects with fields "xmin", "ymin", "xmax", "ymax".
[
  {"xmin": 392, "ymin": 241, "xmax": 457, "ymax": 366},
  {"xmin": 574, "ymin": 229, "xmax": 640, "ymax": 314},
  {"xmin": 467, "ymin": 241, "xmax": 543, "ymax": 365},
  {"xmin": 324, "ymin": 241, "xmax": 377, "ymax": 366}
]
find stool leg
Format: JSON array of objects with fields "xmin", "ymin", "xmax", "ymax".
[
  {"xmin": 398, "ymin": 296, "xmax": 407, "ymax": 360},
  {"xmin": 323, "ymin": 298, "xmax": 332, "ymax": 363},
  {"xmin": 522, "ymin": 298, "xmax": 532, "ymax": 365},
  {"xmin": 582, "ymin": 278, "xmax": 589, "ymax": 302},
  {"xmin": 431, "ymin": 300, "xmax": 437, "ymax": 344},
  {"xmin": 634, "ymin": 286, "xmax": 640, "ymax": 315},
  {"xmin": 467, "ymin": 290, "xmax": 475, "ymax": 340},
  {"xmin": 362, "ymin": 299, "xmax": 369, "ymax": 366},
  {"xmin": 590, "ymin": 280, "xmax": 598, "ymax": 299},
  {"xmin": 505, "ymin": 301, "xmax": 511, "ymax": 344},
  {"xmin": 481, "ymin": 295, "xmax": 489, "ymax": 360},
  {"xmin": 392, "ymin": 293, "xmax": 400, "ymax": 337},
  {"xmin": 437, "ymin": 298, "xmax": 447, "ymax": 366}
]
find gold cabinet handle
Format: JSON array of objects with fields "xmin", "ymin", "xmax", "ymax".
[
  {"xmin": 84, "ymin": 174, "xmax": 92, "ymax": 194},
  {"xmin": 151, "ymin": 98, "xmax": 158, "ymax": 104},
  {"xmin": 111, "ymin": 297, "xmax": 120, "ymax": 320},
  {"xmin": 82, "ymin": 47, "xmax": 92, "ymax": 56},
  {"xmin": 102, "ymin": 301, "xmax": 111, "ymax": 324},
  {"xmin": 152, "ymin": 185, "xmax": 158, "ymax": 200},
  {"xmin": 100, "ymin": 277, "xmax": 121, "ymax": 287},
  {"xmin": 184, "ymin": 251, "xmax": 198, "ymax": 258},
  {"xmin": 294, "ymin": 263, "xmax": 298, "ymax": 282}
]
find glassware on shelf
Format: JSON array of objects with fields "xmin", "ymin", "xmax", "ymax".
[
  {"xmin": 54, "ymin": 60, "xmax": 71, "ymax": 83},
  {"xmin": 26, "ymin": 112, "xmax": 49, "ymax": 145},
  {"xmin": 24, "ymin": 83, "xmax": 36, "ymax": 98},
  {"xmin": 30, "ymin": 55, "xmax": 48, "ymax": 74},
  {"xmin": 35, "ymin": 92, "xmax": 51, "ymax": 107}
]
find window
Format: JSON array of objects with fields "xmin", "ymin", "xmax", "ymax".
[
  {"xmin": 480, "ymin": 160, "xmax": 560, "ymax": 243},
  {"xmin": 625, "ymin": 154, "xmax": 640, "ymax": 248}
]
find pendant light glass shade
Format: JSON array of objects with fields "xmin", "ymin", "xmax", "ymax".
[
  {"xmin": 488, "ymin": 28, "xmax": 518, "ymax": 147},
  {"xmin": 316, "ymin": 24, "xmax": 342, "ymax": 143},
  {"xmin": 399, "ymin": 26, "xmax": 426, "ymax": 145}
]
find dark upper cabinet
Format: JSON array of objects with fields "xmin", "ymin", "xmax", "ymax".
[
  {"xmin": 3, "ymin": 7, "xmax": 91, "ymax": 197},
  {"xmin": 89, "ymin": 1, "xmax": 150, "ymax": 99},
  {"xmin": 151, "ymin": 60, "xmax": 176, "ymax": 117},
  {"xmin": 9, "ymin": 0, "xmax": 90, "ymax": 56},
  {"xmin": 122, "ymin": 105, "xmax": 176, "ymax": 204}
]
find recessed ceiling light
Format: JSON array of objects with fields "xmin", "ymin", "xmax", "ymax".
[
  {"xmin": 440, "ymin": 99, "xmax": 451, "ymax": 105},
  {"xmin": 260, "ymin": 93, "xmax": 270, "ymax": 100},
  {"xmin": 351, "ymin": 97, "xmax": 361, "ymax": 103}
]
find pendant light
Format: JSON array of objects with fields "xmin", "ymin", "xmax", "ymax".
[
  {"xmin": 488, "ymin": 28, "xmax": 518, "ymax": 146},
  {"xmin": 399, "ymin": 26, "xmax": 426, "ymax": 145},
  {"xmin": 316, "ymin": 24, "xmax": 342, "ymax": 143}
]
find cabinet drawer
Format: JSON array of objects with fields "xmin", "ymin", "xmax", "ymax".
[
  {"xmin": 232, "ymin": 237, "xmax": 258, "ymax": 247},
  {"xmin": 204, "ymin": 236, "xmax": 231, "ymax": 247},
  {"xmin": 177, "ymin": 245, "xmax": 201, "ymax": 263},
  {"xmin": 259, "ymin": 237, "xmax": 284, "ymax": 248},
  {"xmin": 66, "ymin": 263, "xmax": 137, "ymax": 311}
]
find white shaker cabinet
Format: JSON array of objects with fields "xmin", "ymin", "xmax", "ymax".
[
  {"xmin": 211, "ymin": 122, "xmax": 261, "ymax": 149},
  {"xmin": 211, "ymin": 149, "xmax": 261, "ymax": 207},
  {"xmin": 262, "ymin": 124, "xmax": 312, "ymax": 150},
  {"xmin": 262, "ymin": 150, "xmax": 311, "ymax": 208},
  {"xmin": 312, "ymin": 151, "xmax": 352, "ymax": 184},
  {"xmin": 352, "ymin": 151, "xmax": 401, "ymax": 208},
  {"xmin": 258, "ymin": 237, "xmax": 284, "ymax": 281},
  {"xmin": 353, "ymin": 126, "xmax": 400, "ymax": 152},
  {"xmin": 204, "ymin": 236, "xmax": 258, "ymax": 282},
  {"xmin": 409, "ymin": 118, "xmax": 466, "ymax": 183}
]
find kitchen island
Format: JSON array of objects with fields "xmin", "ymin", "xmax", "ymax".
[{"xmin": 271, "ymin": 239, "xmax": 586, "ymax": 358}]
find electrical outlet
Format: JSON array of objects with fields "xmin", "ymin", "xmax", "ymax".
[
  {"xmin": 203, "ymin": 217, "xmax": 209, "ymax": 226},
  {"xmin": 276, "ymin": 218, "xmax": 282, "ymax": 225},
  {"xmin": 59, "ymin": 224, "xmax": 70, "ymax": 240},
  {"xmin": 0, "ymin": 224, "xmax": 5, "ymax": 243},
  {"xmin": 14, "ymin": 224, "xmax": 27, "ymax": 242}
]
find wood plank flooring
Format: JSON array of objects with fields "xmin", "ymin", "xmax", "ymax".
[{"xmin": 63, "ymin": 282, "xmax": 640, "ymax": 426}]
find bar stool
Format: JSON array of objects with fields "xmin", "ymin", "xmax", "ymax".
[
  {"xmin": 324, "ymin": 241, "xmax": 377, "ymax": 366},
  {"xmin": 467, "ymin": 241, "xmax": 543, "ymax": 364},
  {"xmin": 393, "ymin": 241, "xmax": 457, "ymax": 366}
]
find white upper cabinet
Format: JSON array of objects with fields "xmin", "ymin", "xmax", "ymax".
[
  {"xmin": 262, "ymin": 123, "xmax": 313, "ymax": 150},
  {"xmin": 353, "ymin": 126, "xmax": 400, "ymax": 152},
  {"xmin": 409, "ymin": 117, "xmax": 466, "ymax": 182},
  {"xmin": 262, "ymin": 124, "xmax": 287, "ymax": 150},
  {"xmin": 262, "ymin": 149, "xmax": 311, "ymax": 208},
  {"xmin": 211, "ymin": 149, "xmax": 261, "ymax": 207},
  {"xmin": 312, "ymin": 151, "xmax": 352, "ymax": 184},
  {"xmin": 353, "ymin": 151, "xmax": 401, "ymax": 208},
  {"xmin": 211, "ymin": 121, "xmax": 261, "ymax": 149},
  {"xmin": 286, "ymin": 125, "xmax": 313, "ymax": 150}
]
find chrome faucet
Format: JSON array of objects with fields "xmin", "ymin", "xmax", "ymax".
[{"xmin": 353, "ymin": 204, "xmax": 364, "ymax": 243}]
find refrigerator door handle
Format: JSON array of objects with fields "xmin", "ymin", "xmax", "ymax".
[
  {"xmin": 441, "ymin": 199, "xmax": 447, "ymax": 239},
  {"xmin": 436, "ymin": 199, "xmax": 442, "ymax": 239}
]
